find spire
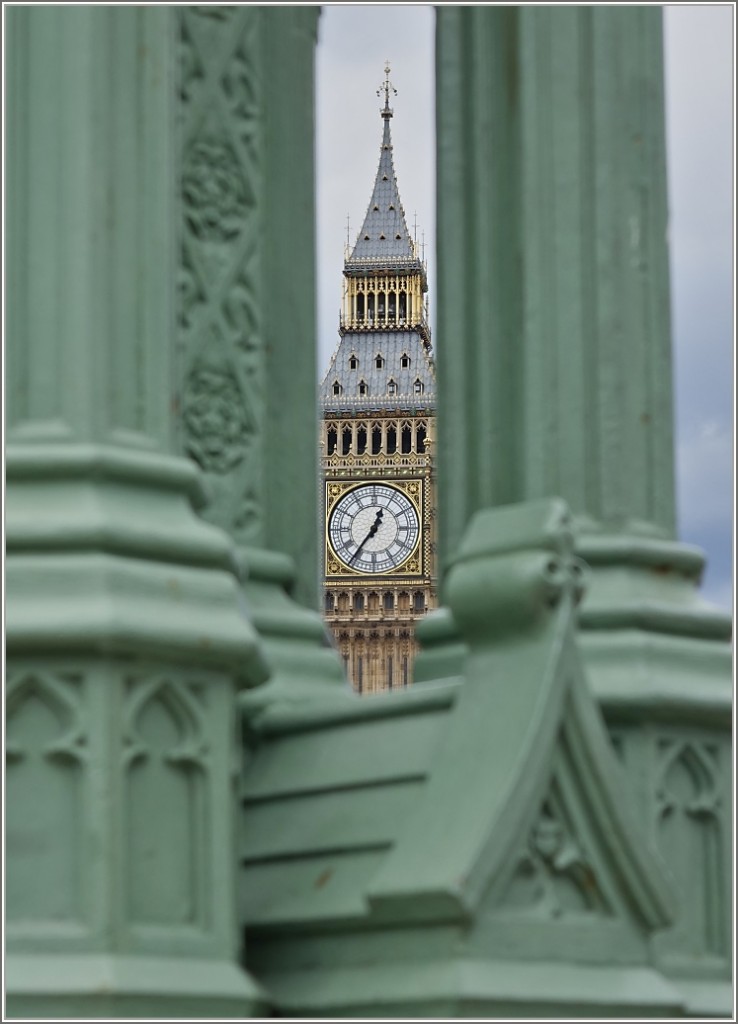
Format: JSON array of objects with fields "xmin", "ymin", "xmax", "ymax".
[
  {"xmin": 346, "ymin": 64, "xmax": 419, "ymax": 269},
  {"xmin": 378, "ymin": 60, "xmax": 396, "ymax": 119}
]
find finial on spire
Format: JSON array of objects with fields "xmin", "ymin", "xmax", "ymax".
[{"xmin": 377, "ymin": 60, "xmax": 397, "ymax": 119}]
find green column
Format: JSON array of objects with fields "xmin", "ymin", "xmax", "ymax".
[
  {"xmin": 437, "ymin": 6, "xmax": 676, "ymax": 564},
  {"xmin": 176, "ymin": 7, "xmax": 345, "ymax": 706},
  {"xmin": 435, "ymin": 8, "xmax": 732, "ymax": 1014},
  {"xmin": 6, "ymin": 7, "xmax": 267, "ymax": 1016}
]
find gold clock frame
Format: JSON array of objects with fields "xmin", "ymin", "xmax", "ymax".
[{"xmin": 325, "ymin": 478, "xmax": 424, "ymax": 578}]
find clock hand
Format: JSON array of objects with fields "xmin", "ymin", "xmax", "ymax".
[{"xmin": 348, "ymin": 508, "xmax": 384, "ymax": 565}]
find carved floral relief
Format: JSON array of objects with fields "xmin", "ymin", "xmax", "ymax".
[{"xmin": 177, "ymin": 7, "xmax": 264, "ymax": 544}]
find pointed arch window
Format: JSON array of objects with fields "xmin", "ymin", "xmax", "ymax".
[
  {"xmin": 356, "ymin": 293, "xmax": 365, "ymax": 322},
  {"xmin": 401, "ymin": 421, "xmax": 413, "ymax": 453},
  {"xmin": 414, "ymin": 378, "xmax": 424, "ymax": 394},
  {"xmin": 332, "ymin": 380, "xmax": 342, "ymax": 396},
  {"xmin": 375, "ymin": 354, "xmax": 384, "ymax": 369},
  {"xmin": 401, "ymin": 353, "xmax": 410, "ymax": 369},
  {"xmin": 358, "ymin": 380, "xmax": 368, "ymax": 397},
  {"xmin": 327, "ymin": 425, "xmax": 337, "ymax": 455},
  {"xmin": 416, "ymin": 423, "xmax": 427, "ymax": 453},
  {"xmin": 349, "ymin": 354, "xmax": 358, "ymax": 370},
  {"xmin": 387, "ymin": 379, "xmax": 397, "ymax": 396},
  {"xmin": 357, "ymin": 423, "xmax": 368, "ymax": 455}
]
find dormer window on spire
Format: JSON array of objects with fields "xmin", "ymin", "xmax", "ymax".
[{"xmin": 349, "ymin": 354, "xmax": 358, "ymax": 370}]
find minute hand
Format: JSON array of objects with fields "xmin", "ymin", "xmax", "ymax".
[{"xmin": 348, "ymin": 509, "xmax": 383, "ymax": 566}]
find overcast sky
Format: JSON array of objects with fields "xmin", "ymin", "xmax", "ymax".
[{"xmin": 315, "ymin": 4, "xmax": 733, "ymax": 610}]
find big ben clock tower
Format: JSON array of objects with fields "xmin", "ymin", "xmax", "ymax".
[{"xmin": 320, "ymin": 66, "xmax": 437, "ymax": 694}]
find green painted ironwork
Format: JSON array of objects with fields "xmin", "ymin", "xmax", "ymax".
[
  {"xmin": 5, "ymin": 7, "xmax": 268, "ymax": 1017},
  {"xmin": 175, "ymin": 5, "xmax": 346, "ymax": 709},
  {"xmin": 436, "ymin": 6, "xmax": 677, "ymax": 566},
  {"xmin": 241, "ymin": 501, "xmax": 685, "ymax": 1018},
  {"xmin": 434, "ymin": 8, "xmax": 732, "ymax": 1015},
  {"xmin": 4, "ymin": 6, "xmax": 732, "ymax": 1019}
]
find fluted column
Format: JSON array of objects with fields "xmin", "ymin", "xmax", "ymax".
[
  {"xmin": 6, "ymin": 7, "xmax": 267, "ymax": 1016},
  {"xmin": 434, "ymin": 8, "xmax": 731, "ymax": 1013},
  {"xmin": 437, "ymin": 6, "xmax": 676, "ymax": 565}
]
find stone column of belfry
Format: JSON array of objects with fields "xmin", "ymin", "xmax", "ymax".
[
  {"xmin": 320, "ymin": 65, "xmax": 438, "ymax": 693},
  {"xmin": 435, "ymin": 7, "xmax": 732, "ymax": 1014}
]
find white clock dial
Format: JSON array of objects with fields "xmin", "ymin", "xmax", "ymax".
[{"xmin": 328, "ymin": 483, "xmax": 420, "ymax": 574}]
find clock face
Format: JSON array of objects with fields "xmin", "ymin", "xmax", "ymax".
[{"xmin": 328, "ymin": 483, "xmax": 420, "ymax": 574}]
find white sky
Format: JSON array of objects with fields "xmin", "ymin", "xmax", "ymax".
[{"xmin": 315, "ymin": 4, "xmax": 734, "ymax": 609}]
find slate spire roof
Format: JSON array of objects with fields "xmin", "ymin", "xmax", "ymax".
[
  {"xmin": 321, "ymin": 329, "xmax": 436, "ymax": 414},
  {"xmin": 344, "ymin": 65, "xmax": 423, "ymax": 276},
  {"xmin": 320, "ymin": 66, "xmax": 434, "ymax": 414}
]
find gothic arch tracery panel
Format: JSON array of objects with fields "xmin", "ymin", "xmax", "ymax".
[
  {"xmin": 5, "ymin": 672, "xmax": 87, "ymax": 924},
  {"xmin": 654, "ymin": 738, "xmax": 727, "ymax": 961},
  {"xmin": 123, "ymin": 678, "xmax": 209, "ymax": 930}
]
